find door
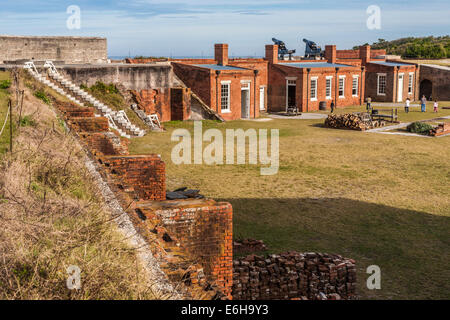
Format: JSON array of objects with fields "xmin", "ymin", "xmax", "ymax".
[
  {"xmin": 259, "ymin": 86, "xmax": 265, "ymax": 110},
  {"xmin": 287, "ymin": 82, "xmax": 296, "ymax": 109},
  {"xmin": 241, "ymin": 84, "xmax": 250, "ymax": 118},
  {"xmin": 397, "ymin": 74, "xmax": 404, "ymax": 102}
]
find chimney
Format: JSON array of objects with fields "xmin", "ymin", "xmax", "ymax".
[
  {"xmin": 215, "ymin": 44, "xmax": 229, "ymax": 66},
  {"xmin": 325, "ymin": 45, "xmax": 337, "ymax": 64},
  {"xmin": 360, "ymin": 45, "xmax": 371, "ymax": 64},
  {"xmin": 265, "ymin": 44, "xmax": 278, "ymax": 64}
]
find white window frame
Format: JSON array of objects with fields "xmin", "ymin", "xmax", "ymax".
[
  {"xmin": 352, "ymin": 75, "xmax": 359, "ymax": 97},
  {"xmin": 325, "ymin": 76, "xmax": 332, "ymax": 100},
  {"xmin": 408, "ymin": 72, "xmax": 414, "ymax": 95},
  {"xmin": 310, "ymin": 76, "xmax": 318, "ymax": 101},
  {"xmin": 377, "ymin": 73, "xmax": 387, "ymax": 96},
  {"xmin": 220, "ymin": 80, "xmax": 231, "ymax": 113},
  {"xmin": 338, "ymin": 75, "xmax": 346, "ymax": 98}
]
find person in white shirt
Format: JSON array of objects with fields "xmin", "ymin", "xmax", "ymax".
[{"xmin": 405, "ymin": 98, "xmax": 410, "ymax": 113}]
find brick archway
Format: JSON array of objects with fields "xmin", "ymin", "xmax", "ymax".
[{"xmin": 419, "ymin": 79, "xmax": 433, "ymax": 100}]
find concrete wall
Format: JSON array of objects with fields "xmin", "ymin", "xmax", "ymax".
[
  {"xmin": 60, "ymin": 64, "xmax": 174, "ymax": 91},
  {"xmin": 0, "ymin": 35, "xmax": 107, "ymax": 64}
]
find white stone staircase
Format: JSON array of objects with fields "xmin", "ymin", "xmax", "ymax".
[{"xmin": 24, "ymin": 61, "xmax": 146, "ymax": 139}]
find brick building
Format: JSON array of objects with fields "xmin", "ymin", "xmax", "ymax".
[
  {"xmin": 131, "ymin": 42, "xmax": 418, "ymax": 120},
  {"xmin": 265, "ymin": 45, "xmax": 365, "ymax": 112},
  {"xmin": 172, "ymin": 44, "xmax": 268, "ymax": 120},
  {"xmin": 337, "ymin": 45, "xmax": 419, "ymax": 103}
]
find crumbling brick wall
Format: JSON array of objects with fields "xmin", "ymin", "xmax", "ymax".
[
  {"xmin": 233, "ymin": 252, "xmax": 356, "ymax": 300},
  {"xmin": 170, "ymin": 87, "xmax": 192, "ymax": 121},
  {"xmin": 130, "ymin": 88, "xmax": 171, "ymax": 122},
  {"xmin": 68, "ymin": 117, "xmax": 109, "ymax": 132},
  {"xmin": 102, "ymin": 155, "xmax": 166, "ymax": 201},
  {"xmin": 80, "ymin": 132, "xmax": 129, "ymax": 156},
  {"xmin": 145, "ymin": 200, "xmax": 233, "ymax": 299}
]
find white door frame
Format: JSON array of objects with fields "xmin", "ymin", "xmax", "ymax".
[
  {"xmin": 259, "ymin": 86, "xmax": 266, "ymax": 110},
  {"xmin": 397, "ymin": 73, "xmax": 404, "ymax": 102},
  {"xmin": 241, "ymin": 82, "xmax": 251, "ymax": 118},
  {"xmin": 285, "ymin": 77, "xmax": 297, "ymax": 112}
]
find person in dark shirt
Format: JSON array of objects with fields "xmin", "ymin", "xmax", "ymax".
[{"xmin": 330, "ymin": 100, "xmax": 335, "ymax": 113}]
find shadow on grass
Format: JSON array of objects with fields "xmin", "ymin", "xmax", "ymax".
[{"xmin": 218, "ymin": 197, "xmax": 450, "ymax": 299}]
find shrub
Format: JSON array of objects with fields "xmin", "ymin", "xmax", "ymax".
[
  {"xmin": 34, "ymin": 90, "xmax": 50, "ymax": 104},
  {"xmin": 0, "ymin": 80, "xmax": 11, "ymax": 89},
  {"xmin": 407, "ymin": 121, "xmax": 433, "ymax": 134},
  {"xmin": 19, "ymin": 115, "xmax": 36, "ymax": 127}
]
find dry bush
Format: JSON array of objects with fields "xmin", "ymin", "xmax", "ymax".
[{"xmin": 0, "ymin": 79, "xmax": 156, "ymax": 299}]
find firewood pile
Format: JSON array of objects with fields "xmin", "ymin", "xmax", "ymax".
[
  {"xmin": 232, "ymin": 252, "xmax": 357, "ymax": 300},
  {"xmin": 234, "ymin": 239, "xmax": 267, "ymax": 254},
  {"xmin": 324, "ymin": 113, "xmax": 384, "ymax": 131}
]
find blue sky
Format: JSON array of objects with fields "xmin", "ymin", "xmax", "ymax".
[{"xmin": 0, "ymin": 0, "xmax": 449, "ymax": 57}]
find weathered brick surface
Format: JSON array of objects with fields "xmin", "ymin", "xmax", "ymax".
[
  {"xmin": 233, "ymin": 252, "xmax": 356, "ymax": 300},
  {"xmin": 68, "ymin": 116, "xmax": 109, "ymax": 132},
  {"xmin": 56, "ymin": 101, "xmax": 95, "ymax": 118},
  {"xmin": 80, "ymin": 132, "xmax": 129, "ymax": 156},
  {"xmin": 103, "ymin": 155, "xmax": 166, "ymax": 201},
  {"xmin": 137, "ymin": 199, "xmax": 233, "ymax": 299},
  {"xmin": 130, "ymin": 88, "xmax": 171, "ymax": 122},
  {"xmin": 170, "ymin": 87, "xmax": 192, "ymax": 121}
]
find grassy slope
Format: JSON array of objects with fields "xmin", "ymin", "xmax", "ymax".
[
  {"xmin": 129, "ymin": 107, "xmax": 450, "ymax": 300},
  {"xmin": 0, "ymin": 72, "xmax": 156, "ymax": 300},
  {"xmin": 0, "ymin": 72, "xmax": 12, "ymax": 154}
]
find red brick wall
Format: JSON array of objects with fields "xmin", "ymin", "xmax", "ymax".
[
  {"xmin": 68, "ymin": 117, "xmax": 110, "ymax": 132},
  {"xmin": 172, "ymin": 63, "xmax": 212, "ymax": 109},
  {"xmin": 268, "ymin": 64, "xmax": 364, "ymax": 112},
  {"xmin": 103, "ymin": 155, "xmax": 166, "ymax": 201},
  {"xmin": 130, "ymin": 88, "xmax": 171, "ymax": 122},
  {"xmin": 170, "ymin": 87, "xmax": 192, "ymax": 121},
  {"xmin": 80, "ymin": 132, "xmax": 129, "ymax": 156},
  {"xmin": 155, "ymin": 200, "xmax": 233, "ymax": 299},
  {"xmin": 57, "ymin": 101, "xmax": 95, "ymax": 118},
  {"xmin": 336, "ymin": 49, "xmax": 386, "ymax": 59}
]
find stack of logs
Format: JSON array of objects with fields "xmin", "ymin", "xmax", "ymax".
[
  {"xmin": 429, "ymin": 122, "xmax": 450, "ymax": 136},
  {"xmin": 232, "ymin": 252, "xmax": 357, "ymax": 300},
  {"xmin": 325, "ymin": 113, "xmax": 379, "ymax": 131}
]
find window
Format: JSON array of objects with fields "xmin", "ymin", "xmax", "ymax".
[
  {"xmin": 352, "ymin": 76, "xmax": 359, "ymax": 96},
  {"xmin": 310, "ymin": 77, "xmax": 318, "ymax": 100},
  {"xmin": 326, "ymin": 77, "xmax": 332, "ymax": 99},
  {"xmin": 377, "ymin": 74, "xmax": 386, "ymax": 95},
  {"xmin": 287, "ymin": 79, "xmax": 296, "ymax": 85},
  {"xmin": 408, "ymin": 73, "xmax": 414, "ymax": 94},
  {"xmin": 220, "ymin": 81, "xmax": 230, "ymax": 111},
  {"xmin": 339, "ymin": 76, "xmax": 345, "ymax": 98}
]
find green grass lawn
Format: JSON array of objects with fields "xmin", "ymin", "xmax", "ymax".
[{"xmin": 129, "ymin": 111, "xmax": 450, "ymax": 300}]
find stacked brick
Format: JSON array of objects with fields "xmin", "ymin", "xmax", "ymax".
[
  {"xmin": 79, "ymin": 132, "xmax": 129, "ymax": 156},
  {"xmin": 232, "ymin": 252, "xmax": 356, "ymax": 300},
  {"xmin": 57, "ymin": 101, "xmax": 95, "ymax": 118},
  {"xmin": 149, "ymin": 200, "xmax": 233, "ymax": 299},
  {"xmin": 68, "ymin": 116, "xmax": 110, "ymax": 132},
  {"xmin": 102, "ymin": 155, "xmax": 166, "ymax": 201}
]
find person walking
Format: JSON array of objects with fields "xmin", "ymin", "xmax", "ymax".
[
  {"xmin": 433, "ymin": 100, "xmax": 438, "ymax": 113},
  {"xmin": 421, "ymin": 95, "xmax": 427, "ymax": 112},
  {"xmin": 405, "ymin": 98, "xmax": 410, "ymax": 113},
  {"xmin": 366, "ymin": 96, "xmax": 372, "ymax": 112},
  {"xmin": 330, "ymin": 100, "xmax": 335, "ymax": 113}
]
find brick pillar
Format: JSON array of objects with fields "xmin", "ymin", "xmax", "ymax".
[
  {"xmin": 265, "ymin": 45, "xmax": 278, "ymax": 64},
  {"xmin": 360, "ymin": 45, "xmax": 371, "ymax": 65},
  {"xmin": 325, "ymin": 45, "xmax": 337, "ymax": 64},
  {"xmin": 215, "ymin": 44, "xmax": 229, "ymax": 66}
]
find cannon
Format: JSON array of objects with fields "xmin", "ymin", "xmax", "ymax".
[
  {"xmin": 272, "ymin": 38, "xmax": 296, "ymax": 60},
  {"xmin": 303, "ymin": 38, "xmax": 324, "ymax": 59}
]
